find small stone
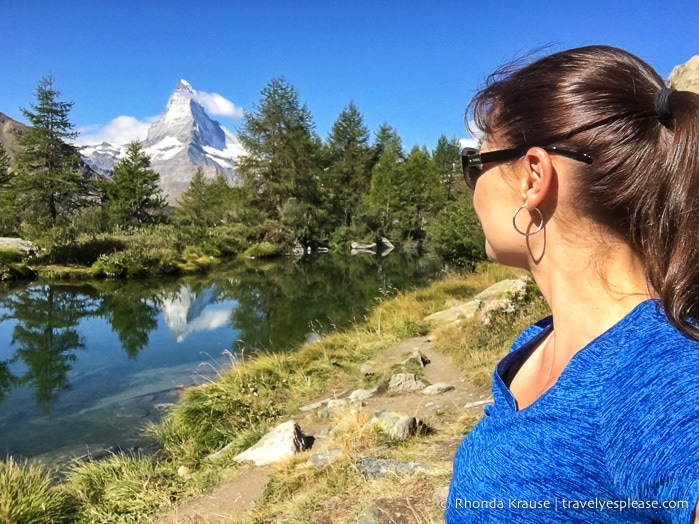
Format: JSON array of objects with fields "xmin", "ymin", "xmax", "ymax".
[
  {"xmin": 370, "ymin": 410, "xmax": 417, "ymax": 440},
  {"xmin": 463, "ymin": 399, "xmax": 493, "ymax": 409},
  {"xmin": 388, "ymin": 373, "xmax": 426, "ymax": 393},
  {"xmin": 349, "ymin": 387, "xmax": 377, "ymax": 401},
  {"xmin": 307, "ymin": 448, "xmax": 343, "ymax": 469},
  {"xmin": 356, "ymin": 458, "xmax": 428, "ymax": 480},
  {"xmin": 177, "ymin": 465, "xmax": 191, "ymax": 480},
  {"xmin": 422, "ymin": 383, "xmax": 455, "ymax": 395}
]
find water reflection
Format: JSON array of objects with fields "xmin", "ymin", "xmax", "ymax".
[{"xmin": 0, "ymin": 253, "xmax": 442, "ymax": 458}]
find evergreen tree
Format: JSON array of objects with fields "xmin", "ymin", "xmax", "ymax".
[
  {"xmin": 432, "ymin": 135, "xmax": 462, "ymax": 201},
  {"xmin": 236, "ymin": 76, "xmax": 323, "ymax": 243},
  {"xmin": 14, "ymin": 76, "xmax": 87, "ymax": 224},
  {"xmin": 174, "ymin": 169, "xmax": 235, "ymax": 240},
  {"xmin": 401, "ymin": 145, "xmax": 445, "ymax": 238},
  {"xmin": 323, "ymin": 102, "xmax": 373, "ymax": 229},
  {"xmin": 0, "ymin": 143, "xmax": 19, "ymax": 235},
  {"xmin": 105, "ymin": 141, "xmax": 166, "ymax": 226},
  {"xmin": 0, "ymin": 143, "xmax": 11, "ymax": 188},
  {"xmin": 367, "ymin": 125, "xmax": 405, "ymax": 238}
]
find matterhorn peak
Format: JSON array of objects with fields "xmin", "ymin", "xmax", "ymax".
[{"xmin": 176, "ymin": 79, "xmax": 194, "ymax": 94}]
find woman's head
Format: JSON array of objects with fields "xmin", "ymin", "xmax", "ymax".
[{"xmin": 467, "ymin": 45, "xmax": 699, "ymax": 338}]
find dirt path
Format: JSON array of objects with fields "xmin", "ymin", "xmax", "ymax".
[{"xmin": 155, "ymin": 335, "xmax": 489, "ymax": 523}]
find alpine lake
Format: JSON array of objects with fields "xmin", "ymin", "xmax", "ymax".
[{"xmin": 0, "ymin": 252, "xmax": 443, "ymax": 464}]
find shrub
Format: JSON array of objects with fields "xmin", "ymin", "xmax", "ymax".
[
  {"xmin": 425, "ymin": 198, "xmax": 486, "ymax": 269},
  {"xmin": 243, "ymin": 242, "xmax": 285, "ymax": 258}
]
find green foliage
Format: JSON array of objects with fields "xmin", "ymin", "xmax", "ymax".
[
  {"xmin": 0, "ymin": 457, "xmax": 76, "ymax": 523},
  {"xmin": 425, "ymin": 197, "xmax": 487, "ymax": 269},
  {"xmin": 432, "ymin": 135, "xmax": 464, "ymax": 202},
  {"xmin": 321, "ymin": 102, "xmax": 374, "ymax": 231},
  {"xmin": 67, "ymin": 453, "xmax": 180, "ymax": 520},
  {"xmin": 174, "ymin": 169, "xmax": 237, "ymax": 244},
  {"xmin": 368, "ymin": 144, "xmax": 444, "ymax": 242},
  {"xmin": 243, "ymin": 241, "xmax": 286, "ymax": 258},
  {"xmin": 104, "ymin": 141, "xmax": 166, "ymax": 226},
  {"xmin": 14, "ymin": 76, "xmax": 89, "ymax": 225},
  {"xmin": 237, "ymin": 77, "xmax": 324, "ymax": 244}
]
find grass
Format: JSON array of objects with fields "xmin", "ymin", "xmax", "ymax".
[
  {"xmin": 0, "ymin": 457, "xmax": 75, "ymax": 523},
  {"xmin": 0, "ymin": 261, "xmax": 548, "ymax": 522}
]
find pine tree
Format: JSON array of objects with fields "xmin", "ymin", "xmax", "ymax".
[
  {"xmin": 323, "ymin": 102, "xmax": 373, "ymax": 229},
  {"xmin": 14, "ymin": 76, "xmax": 87, "ymax": 224},
  {"xmin": 105, "ymin": 141, "xmax": 166, "ymax": 226}
]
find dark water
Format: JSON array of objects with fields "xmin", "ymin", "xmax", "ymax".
[{"xmin": 0, "ymin": 253, "xmax": 442, "ymax": 462}]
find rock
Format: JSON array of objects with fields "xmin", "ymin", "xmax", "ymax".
[
  {"xmin": 0, "ymin": 237, "xmax": 38, "ymax": 255},
  {"xmin": 360, "ymin": 363, "xmax": 373, "ymax": 374},
  {"xmin": 327, "ymin": 398, "xmax": 349, "ymax": 409},
  {"xmin": 425, "ymin": 276, "xmax": 530, "ymax": 325},
  {"xmin": 668, "ymin": 55, "xmax": 699, "ymax": 94},
  {"xmin": 351, "ymin": 241, "xmax": 377, "ymax": 255},
  {"xmin": 370, "ymin": 410, "xmax": 417, "ymax": 440},
  {"xmin": 232, "ymin": 421, "xmax": 314, "ymax": 466},
  {"xmin": 399, "ymin": 349, "xmax": 430, "ymax": 368},
  {"xmin": 349, "ymin": 387, "xmax": 377, "ymax": 401},
  {"xmin": 307, "ymin": 448, "xmax": 343, "ymax": 469},
  {"xmin": 425, "ymin": 299, "xmax": 480, "ymax": 323},
  {"xmin": 422, "ymin": 383, "xmax": 454, "ymax": 395},
  {"xmin": 464, "ymin": 399, "xmax": 493, "ymax": 409},
  {"xmin": 356, "ymin": 457, "xmax": 428, "ymax": 480},
  {"xmin": 177, "ymin": 465, "xmax": 192, "ymax": 480},
  {"xmin": 388, "ymin": 373, "xmax": 426, "ymax": 393}
]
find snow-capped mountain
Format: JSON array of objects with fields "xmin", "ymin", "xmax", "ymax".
[
  {"xmin": 80, "ymin": 80, "xmax": 246, "ymax": 204},
  {"xmin": 158, "ymin": 284, "xmax": 233, "ymax": 342}
]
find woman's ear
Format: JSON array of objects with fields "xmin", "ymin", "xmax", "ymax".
[{"xmin": 521, "ymin": 147, "xmax": 555, "ymax": 209}]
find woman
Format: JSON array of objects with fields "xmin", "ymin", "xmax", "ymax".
[{"xmin": 446, "ymin": 46, "xmax": 699, "ymax": 523}]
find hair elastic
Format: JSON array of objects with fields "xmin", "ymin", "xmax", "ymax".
[{"xmin": 654, "ymin": 87, "xmax": 676, "ymax": 120}]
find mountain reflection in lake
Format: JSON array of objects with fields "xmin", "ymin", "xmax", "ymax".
[{"xmin": 0, "ymin": 253, "xmax": 442, "ymax": 461}]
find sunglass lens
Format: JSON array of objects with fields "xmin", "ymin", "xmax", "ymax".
[{"xmin": 461, "ymin": 149, "xmax": 480, "ymax": 190}]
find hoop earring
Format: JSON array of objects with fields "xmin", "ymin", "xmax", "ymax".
[{"xmin": 512, "ymin": 205, "xmax": 544, "ymax": 236}]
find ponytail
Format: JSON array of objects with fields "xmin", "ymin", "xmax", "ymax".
[{"xmin": 643, "ymin": 88, "xmax": 699, "ymax": 338}]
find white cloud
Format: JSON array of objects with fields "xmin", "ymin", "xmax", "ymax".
[
  {"xmin": 75, "ymin": 115, "xmax": 155, "ymax": 145},
  {"xmin": 193, "ymin": 91, "xmax": 244, "ymax": 119}
]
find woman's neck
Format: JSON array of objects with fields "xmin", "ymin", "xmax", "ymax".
[{"xmin": 530, "ymin": 239, "xmax": 652, "ymax": 359}]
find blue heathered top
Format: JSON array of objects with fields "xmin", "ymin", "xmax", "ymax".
[{"xmin": 446, "ymin": 300, "xmax": 699, "ymax": 523}]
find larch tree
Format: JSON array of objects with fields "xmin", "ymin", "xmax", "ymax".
[{"xmin": 14, "ymin": 76, "xmax": 88, "ymax": 225}]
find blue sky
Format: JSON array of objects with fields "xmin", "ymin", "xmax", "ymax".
[{"xmin": 1, "ymin": 0, "xmax": 697, "ymax": 150}]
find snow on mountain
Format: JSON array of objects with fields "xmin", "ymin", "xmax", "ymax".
[
  {"xmin": 80, "ymin": 80, "xmax": 246, "ymax": 204},
  {"xmin": 158, "ymin": 283, "xmax": 233, "ymax": 342}
]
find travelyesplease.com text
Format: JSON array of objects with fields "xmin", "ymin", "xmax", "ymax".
[{"xmin": 445, "ymin": 497, "xmax": 689, "ymax": 511}]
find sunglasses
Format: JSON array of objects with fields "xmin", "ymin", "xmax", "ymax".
[{"xmin": 461, "ymin": 146, "xmax": 593, "ymax": 190}]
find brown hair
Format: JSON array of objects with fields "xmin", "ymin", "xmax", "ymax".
[{"xmin": 467, "ymin": 45, "xmax": 699, "ymax": 339}]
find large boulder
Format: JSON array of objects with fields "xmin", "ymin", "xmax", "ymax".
[{"xmin": 233, "ymin": 421, "xmax": 314, "ymax": 466}]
